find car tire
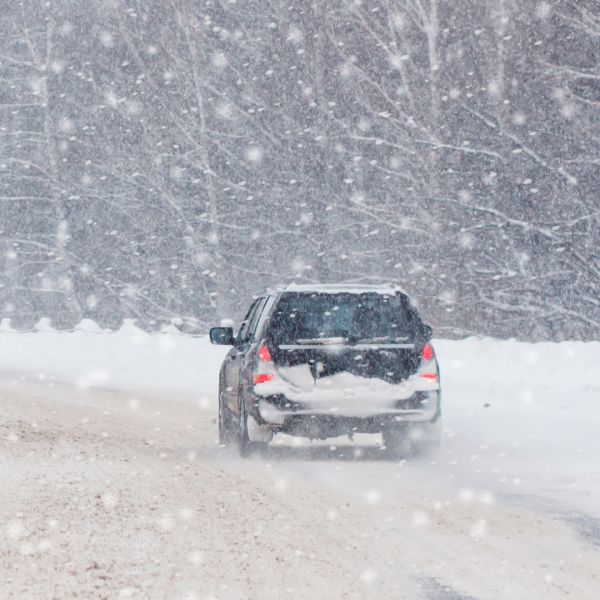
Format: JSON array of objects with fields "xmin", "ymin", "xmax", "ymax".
[
  {"xmin": 218, "ymin": 388, "xmax": 235, "ymax": 445},
  {"xmin": 409, "ymin": 419, "xmax": 442, "ymax": 457},
  {"xmin": 383, "ymin": 420, "xmax": 442, "ymax": 459},
  {"xmin": 237, "ymin": 392, "xmax": 273, "ymax": 457},
  {"xmin": 237, "ymin": 394, "xmax": 253, "ymax": 457},
  {"xmin": 382, "ymin": 424, "xmax": 412, "ymax": 458}
]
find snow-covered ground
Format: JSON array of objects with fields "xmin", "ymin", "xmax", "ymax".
[
  {"xmin": 1, "ymin": 324, "xmax": 599, "ymax": 599},
  {"xmin": 0, "ymin": 318, "xmax": 227, "ymax": 396}
]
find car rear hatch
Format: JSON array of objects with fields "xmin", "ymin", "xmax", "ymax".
[{"xmin": 264, "ymin": 291, "xmax": 425, "ymax": 393}]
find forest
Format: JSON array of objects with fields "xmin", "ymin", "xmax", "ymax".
[{"xmin": 1, "ymin": 0, "xmax": 599, "ymax": 339}]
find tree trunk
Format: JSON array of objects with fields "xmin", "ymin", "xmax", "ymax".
[
  {"xmin": 41, "ymin": 17, "xmax": 82, "ymax": 325},
  {"xmin": 183, "ymin": 14, "xmax": 227, "ymax": 320}
]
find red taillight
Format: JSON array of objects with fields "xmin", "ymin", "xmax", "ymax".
[
  {"xmin": 254, "ymin": 342, "xmax": 276, "ymax": 385},
  {"xmin": 419, "ymin": 342, "xmax": 438, "ymax": 381},
  {"xmin": 422, "ymin": 342, "xmax": 434, "ymax": 362},
  {"xmin": 258, "ymin": 343, "xmax": 272, "ymax": 362}
]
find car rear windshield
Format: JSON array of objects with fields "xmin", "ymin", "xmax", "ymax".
[{"xmin": 267, "ymin": 292, "xmax": 424, "ymax": 345}]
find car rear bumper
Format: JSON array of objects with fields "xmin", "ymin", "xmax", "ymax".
[{"xmin": 256, "ymin": 390, "xmax": 440, "ymax": 428}]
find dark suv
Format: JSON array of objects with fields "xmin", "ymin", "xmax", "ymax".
[{"xmin": 210, "ymin": 284, "xmax": 441, "ymax": 456}]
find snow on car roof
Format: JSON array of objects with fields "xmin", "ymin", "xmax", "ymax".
[{"xmin": 278, "ymin": 283, "xmax": 408, "ymax": 295}]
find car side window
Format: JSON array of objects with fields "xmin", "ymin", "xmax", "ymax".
[
  {"xmin": 236, "ymin": 299, "xmax": 261, "ymax": 345},
  {"xmin": 244, "ymin": 297, "xmax": 267, "ymax": 342},
  {"xmin": 253, "ymin": 296, "xmax": 275, "ymax": 341}
]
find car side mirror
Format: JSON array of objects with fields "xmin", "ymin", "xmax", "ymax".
[
  {"xmin": 423, "ymin": 324, "xmax": 433, "ymax": 340},
  {"xmin": 209, "ymin": 326, "xmax": 234, "ymax": 345}
]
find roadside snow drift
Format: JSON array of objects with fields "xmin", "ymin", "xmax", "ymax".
[
  {"xmin": 1, "ymin": 319, "xmax": 598, "ymax": 401},
  {"xmin": 0, "ymin": 318, "xmax": 229, "ymax": 396}
]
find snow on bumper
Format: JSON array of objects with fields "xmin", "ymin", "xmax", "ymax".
[{"xmin": 254, "ymin": 371, "xmax": 440, "ymax": 422}]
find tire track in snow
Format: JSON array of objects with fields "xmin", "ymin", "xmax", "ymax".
[{"xmin": 419, "ymin": 577, "xmax": 479, "ymax": 600}]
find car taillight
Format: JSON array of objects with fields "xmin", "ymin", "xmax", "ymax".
[
  {"xmin": 258, "ymin": 343, "xmax": 272, "ymax": 362},
  {"xmin": 419, "ymin": 342, "xmax": 439, "ymax": 381},
  {"xmin": 253, "ymin": 342, "xmax": 276, "ymax": 385},
  {"xmin": 422, "ymin": 342, "xmax": 434, "ymax": 362}
]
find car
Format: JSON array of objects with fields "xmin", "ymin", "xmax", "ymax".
[{"xmin": 209, "ymin": 283, "xmax": 441, "ymax": 457}]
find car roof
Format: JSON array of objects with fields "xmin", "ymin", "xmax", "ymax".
[{"xmin": 267, "ymin": 283, "xmax": 408, "ymax": 296}]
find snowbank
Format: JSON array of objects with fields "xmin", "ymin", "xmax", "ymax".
[
  {"xmin": 0, "ymin": 322, "xmax": 598, "ymax": 394},
  {"xmin": 0, "ymin": 319, "xmax": 229, "ymax": 397},
  {"xmin": 1, "ymin": 322, "xmax": 598, "ymax": 403},
  {"xmin": 435, "ymin": 336, "xmax": 600, "ymax": 392}
]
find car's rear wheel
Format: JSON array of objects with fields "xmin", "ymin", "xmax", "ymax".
[
  {"xmin": 409, "ymin": 419, "xmax": 442, "ymax": 457},
  {"xmin": 237, "ymin": 395, "xmax": 253, "ymax": 457},
  {"xmin": 382, "ymin": 424, "xmax": 412, "ymax": 458},
  {"xmin": 383, "ymin": 419, "xmax": 442, "ymax": 458},
  {"xmin": 237, "ymin": 392, "xmax": 273, "ymax": 457}
]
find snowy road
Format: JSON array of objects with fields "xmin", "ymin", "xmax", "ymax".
[{"xmin": 2, "ymin": 370, "xmax": 600, "ymax": 599}]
